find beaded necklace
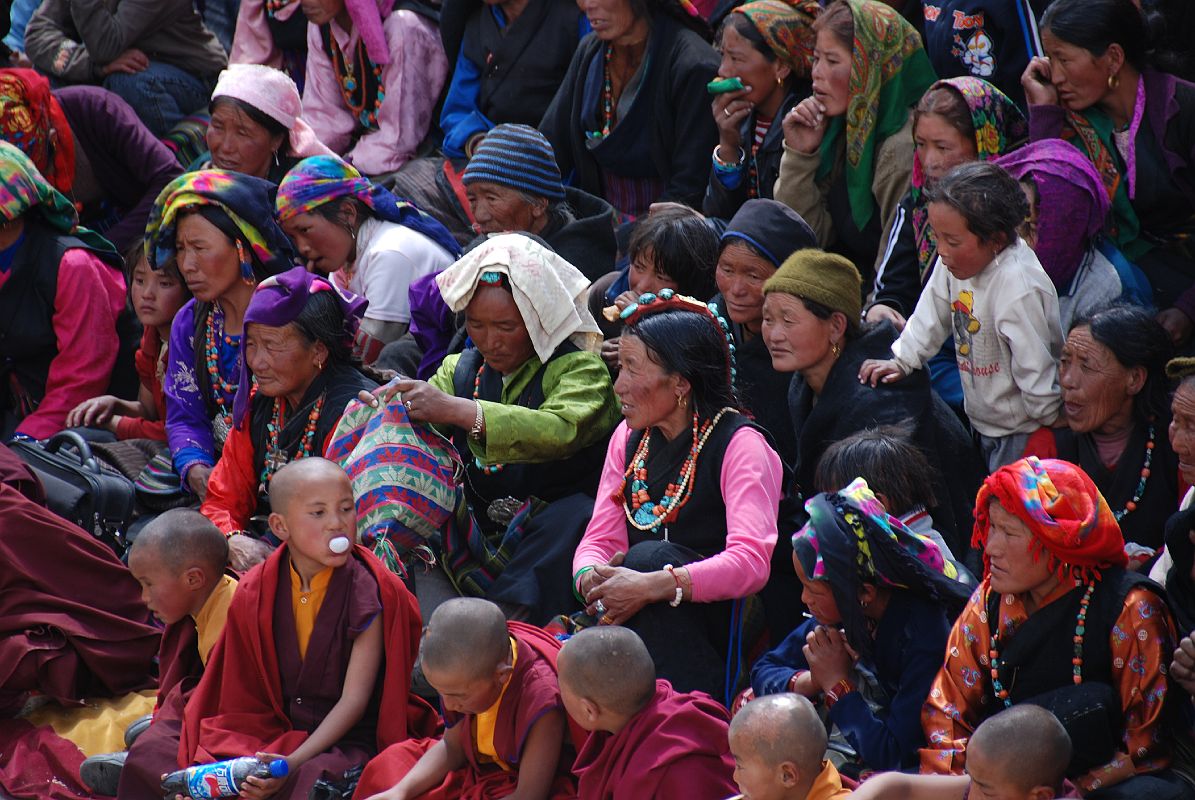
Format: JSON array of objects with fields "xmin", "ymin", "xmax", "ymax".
[
  {"xmin": 1112, "ymin": 421, "xmax": 1155, "ymax": 521},
  {"xmin": 258, "ymin": 394, "xmax": 326, "ymax": 497},
  {"xmin": 204, "ymin": 307, "xmax": 239, "ymax": 437},
  {"xmin": 746, "ymin": 113, "xmax": 771, "ymax": 199},
  {"xmin": 617, "ymin": 407, "xmax": 734, "ymax": 533},
  {"xmin": 594, "ymin": 45, "xmax": 614, "ymax": 141},
  {"xmin": 472, "ymin": 362, "xmax": 504, "ymax": 475},
  {"xmin": 988, "ymin": 580, "xmax": 1095, "ymax": 708},
  {"xmin": 326, "ymin": 33, "xmax": 385, "ymax": 131},
  {"xmin": 265, "ymin": 0, "xmax": 298, "ymax": 17}
]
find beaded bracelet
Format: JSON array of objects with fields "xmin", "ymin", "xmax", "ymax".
[
  {"xmin": 663, "ymin": 564, "xmax": 684, "ymax": 607},
  {"xmin": 712, "ymin": 145, "xmax": 746, "ymax": 171}
]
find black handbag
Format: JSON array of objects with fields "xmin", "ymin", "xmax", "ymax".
[{"xmin": 10, "ymin": 431, "xmax": 135, "ymax": 554}]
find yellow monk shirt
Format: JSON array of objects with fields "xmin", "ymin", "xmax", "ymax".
[
  {"xmin": 290, "ymin": 564, "xmax": 334, "ymax": 660},
  {"xmin": 473, "ymin": 637, "xmax": 518, "ymax": 771},
  {"xmin": 193, "ymin": 573, "xmax": 238, "ymax": 665}
]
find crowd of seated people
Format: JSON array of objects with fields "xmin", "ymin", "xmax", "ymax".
[{"xmin": 2, "ymin": 0, "xmax": 1195, "ymax": 797}]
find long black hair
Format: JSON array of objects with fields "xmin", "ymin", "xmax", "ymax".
[{"xmin": 625, "ymin": 308, "xmax": 742, "ymax": 420}]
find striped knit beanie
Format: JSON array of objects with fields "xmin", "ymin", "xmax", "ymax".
[{"xmin": 461, "ymin": 124, "xmax": 565, "ymax": 201}]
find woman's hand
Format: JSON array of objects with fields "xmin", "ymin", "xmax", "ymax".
[
  {"xmin": 66, "ymin": 396, "xmax": 121, "ymax": 429},
  {"xmin": 803, "ymin": 626, "xmax": 854, "ymax": 692},
  {"xmin": 586, "ymin": 554, "xmax": 671, "ymax": 626},
  {"xmin": 864, "ymin": 304, "xmax": 906, "ymax": 332},
  {"xmin": 858, "ymin": 358, "xmax": 907, "ymax": 387},
  {"xmin": 187, "ymin": 464, "xmax": 213, "ymax": 501},
  {"xmin": 1157, "ymin": 308, "xmax": 1193, "ymax": 345},
  {"xmin": 359, "ymin": 378, "xmax": 476, "ymax": 429},
  {"xmin": 601, "ymin": 338, "xmax": 621, "ymax": 371},
  {"xmin": 782, "ymin": 97, "xmax": 829, "ymax": 154},
  {"xmin": 712, "ymin": 86, "xmax": 752, "ymax": 158},
  {"xmin": 1021, "ymin": 57, "xmax": 1059, "ymax": 106},
  {"xmin": 237, "ymin": 753, "xmax": 288, "ymax": 800},
  {"xmin": 1172, "ymin": 634, "xmax": 1195, "ymax": 696},
  {"xmin": 228, "ymin": 533, "xmax": 273, "ymax": 573}
]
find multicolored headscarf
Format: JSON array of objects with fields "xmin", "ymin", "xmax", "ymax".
[
  {"xmin": 815, "ymin": 0, "xmax": 936, "ymax": 232},
  {"xmin": 275, "ymin": 155, "xmax": 461, "ymax": 258},
  {"xmin": 232, "ymin": 266, "xmax": 368, "ymax": 425},
  {"xmin": 996, "ymin": 139, "xmax": 1109, "ymax": 291},
  {"xmin": 732, "ymin": 0, "xmax": 822, "ymax": 76},
  {"xmin": 145, "ymin": 170, "xmax": 296, "ymax": 275},
  {"xmin": 0, "ymin": 69, "xmax": 75, "ymax": 195},
  {"xmin": 909, "ymin": 77, "xmax": 1026, "ymax": 275},
  {"xmin": 0, "ymin": 140, "xmax": 114, "ymax": 255},
  {"xmin": 973, "ymin": 457, "xmax": 1127, "ymax": 584},
  {"xmin": 794, "ymin": 478, "xmax": 972, "ymax": 660}
]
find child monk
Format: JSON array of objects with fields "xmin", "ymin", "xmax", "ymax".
[
  {"xmin": 847, "ymin": 705, "xmax": 1072, "ymax": 800},
  {"xmin": 165, "ymin": 458, "xmax": 433, "ymax": 799},
  {"xmin": 357, "ymin": 598, "xmax": 576, "ymax": 799},
  {"xmin": 727, "ymin": 694, "xmax": 850, "ymax": 800},
  {"xmin": 558, "ymin": 626, "xmax": 738, "ymax": 800},
  {"xmin": 104, "ymin": 509, "xmax": 237, "ymax": 797}
]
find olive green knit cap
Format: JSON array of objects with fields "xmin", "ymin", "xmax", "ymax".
[{"xmin": 763, "ymin": 248, "xmax": 862, "ymax": 330}]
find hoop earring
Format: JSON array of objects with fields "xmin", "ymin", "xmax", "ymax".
[
  {"xmin": 1108, "ymin": 72, "xmax": 1120, "ymax": 90},
  {"xmin": 676, "ymin": 394, "xmax": 685, "ymax": 410},
  {"xmin": 272, "ymin": 150, "xmax": 281, "ymax": 168},
  {"xmin": 776, "ymin": 74, "xmax": 784, "ymax": 87},
  {"xmin": 237, "ymin": 240, "xmax": 255, "ymax": 286}
]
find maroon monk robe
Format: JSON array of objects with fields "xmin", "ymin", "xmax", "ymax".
[
  {"xmin": 0, "ymin": 442, "xmax": 46, "ymax": 504},
  {"xmin": 0, "ymin": 481, "xmax": 159, "ymax": 716},
  {"xmin": 352, "ymin": 621, "xmax": 578, "ymax": 800},
  {"xmin": 573, "ymin": 680, "xmax": 738, "ymax": 800},
  {"xmin": 175, "ymin": 544, "xmax": 438, "ymax": 800}
]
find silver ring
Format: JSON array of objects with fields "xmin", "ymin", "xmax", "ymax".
[
  {"xmin": 594, "ymin": 599, "xmax": 607, "ymax": 615},
  {"xmin": 724, "ymin": 107, "xmax": 731, "ymax": 117},
  {"xmin": 404, "ymin": 399, "xmax": 413, "ymax": 410}
]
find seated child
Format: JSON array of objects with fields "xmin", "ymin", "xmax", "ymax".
[
  {"xmin": 357, "ymin": 598, "xmax": 575, "ymax": 799},
  {"xmin": 93, "ymin": 509, "xmax": 237, "ymax": 797},
  {"xmin": 154, "ymin": 458, "xmax": 432, "ymax": 799},
  {"xmin": 846, "ymin": 705, "xmax": 1072, "ymax": 800},
  {"xmin": 558, "ymin": 626, "xmax": 738, "ymax": 800},
  {"xmin": 66, "ymin": 253, "xmax": 189, "ymax": 441},
  {"xmin": 859, "ymin": 161, "xmax": 1063, "ymax": 471},
  {"xmin": 727, "ymin": 694, "xmax": 851, "ymax": 800}
]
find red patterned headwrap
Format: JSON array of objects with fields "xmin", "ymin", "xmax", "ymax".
[
  {"xmin": 973, "ymin": 456, "xmax": 1127, "ymax": 583},
  {"xmin": 0, "ymin": 69, "xmax": 75, "ymax": 195}
]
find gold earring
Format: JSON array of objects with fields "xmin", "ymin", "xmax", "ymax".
[
  {"xmin": 776, "ymin": 74, "xmax": 784, "ymax": 87},
  {"xmin": 831, "ymin": 340, "xmax": 842, "ymax": 358},
  {"xmin": 1108, "ymin": 72, "xmax": 1120, "ymax": 90},
  {"xmin": 676, "ymin": 394, "xmax": 685, "ymax": 409},
  {"xmin": 315, "ymin": 360, "xmax": 324, "ymax": 371}
]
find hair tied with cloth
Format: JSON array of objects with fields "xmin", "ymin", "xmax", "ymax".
[{"xmin": 621, "ymin": 288, "xmax": 737, "ymax": 385}]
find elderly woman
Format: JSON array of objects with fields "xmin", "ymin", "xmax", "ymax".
[
  {"xmin": 753, "ymin": 478, "xmax": 972, "ymax": 774},
  {"xmin": 201, "ymin": 269, "xmax": 378, "ymax": 563},
  {"xmin": 922, "ymin": 457, "xmax": 1191, "ymax": 800},
  {"xmin": 703, "ymin": 0, "xmax": 820, "ymax": 219},
  {"xmin": 276, "ymin": 155, "xmax": 460, "ymax": 365},
  {"xmin": 1024, "ymin": 0, "xmax": 1195, "ymax": 345},
  {"xmin": 193, "ymin": 65, "xmax": 334, "ymax": 184},
  {"xmin": 1024, "ymin": 304, "xmax": 1176, "ymax": 559},
  {"xmin": 574, "ymin": 291, "xmax": 784, "ymax": 700},
  {"xmin": 301, "ymin": 0, "xmax": 448, "ymax": 176},
  {"xmin": 774, "ymin": 0, "xmax": 935, "ymax": 276},
  {"xmin": 0, "ymin": 69, "xmax": 182, "ymax": 259},
  {"xmin": 540, "ymin": 0, "xmax": 719, "ymax": 218},
  {"xmin": 146, "ymin": 170, "xmax": 296, "ymax": 500},
  {"xmin": 0, "ymin": 141, "xmax": 127, "ymax": 441},
  {"xmin": 1148, "ymin": 358, "xmax": 1195, "ymax": 585},
  {"xmin": 761, "ymin": 249, "xmax": 985, "ymax": 556},
  {"xmin": 379, "ymin": 234, "xmax": 620, "ymax": 623},
  {"xmin": 998, "ymin": 139, "xmax": 1149, "ymax": 332}
]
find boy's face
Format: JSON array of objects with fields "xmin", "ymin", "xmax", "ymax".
[
  {"xmin": 423, "ymin": 661, "xmax": 508, "ymax": 716},
  {"xmin": 128, "ymin": 546, "xmax": 195, "ymax": 625},
  {"xmin": 966, "ymin": 746, "xmax": 1052, "ymax": 800},
  {"xmin": 728, "ymin": 730, "xmax": 790, "ymax": 800},
  {"xmin": 272, "ymin": 473, "xmax": 356, "ymax": 574}
]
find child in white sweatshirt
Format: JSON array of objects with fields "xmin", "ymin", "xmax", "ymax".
[{"xmin": 859, "ymin": 162, "xmax": 1062, "ymax": 471}]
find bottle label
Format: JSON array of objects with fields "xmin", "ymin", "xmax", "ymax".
[{"xmin": 185, "ymin": 763, "xmax": 240, "ymax": 798}]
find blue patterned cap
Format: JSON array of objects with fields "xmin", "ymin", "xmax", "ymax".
[{"xmin": 462, "ymin": 124, "xmax": 565, "ymax": 201}]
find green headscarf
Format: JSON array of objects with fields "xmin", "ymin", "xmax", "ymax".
[
  {"xmin": 0, "ymin": 140, "xmax": 116, "ymax": 256},
  {"xmin": 816, "ymin": 0, "xmax": 936, "ymax": 231}
]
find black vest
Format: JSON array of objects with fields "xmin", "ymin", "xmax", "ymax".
[
  {"xmin": 983, "ymin": 568, "xmax": 1163, "ymax": 711},
  {"xmin": 622, "ymin": 411, "xmax": 758, "ymax": 558},
  {"xmin": 450, "ymin": 344, "xmax": 610, "ymax": 514},
  {"xmin": 462, "ymin": 0, "xmax": 580, "ymax": 128},
  {"xmin": 0, "ymin": 221, "xmax": 131, "ymax": 414}
]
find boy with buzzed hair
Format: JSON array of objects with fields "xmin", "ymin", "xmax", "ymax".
[
  {"xmin": 727, "ymin": 694, "xmax": 850, "ymax": 800},
  {"xmin": 357, "ymin": 597, "xmax": 576, "ymax": 799},
  {"xmin": 848, "ymin": 705, "xmax": 1072, "ymax": 800},
  {"xmin": 558, "ymin": 626, "xmax": 738, "ymax": 800}
]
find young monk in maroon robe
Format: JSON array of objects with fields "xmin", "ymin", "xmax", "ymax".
[
  {"xmin": 727, "ymin": 695, "xmax": 851, "ymax": 800},
  {"xmin": 169, "ymin": 458, "xmax": 436, "ymax": 800},
  {"xmin": 558, "ymin": 626, "xmax": 738, "ymax": 800},
  {"xmin": 111, "ymin": 509, "xmax": 238, "ymax": 797},
  {"xmin": 356, "ymin": 598, "xmax": 576, "ymax": 800}
]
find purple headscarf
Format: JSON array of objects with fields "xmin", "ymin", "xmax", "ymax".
[
  {"xmin": 995, "ymin": 139, "xmax": 1110, "ymax": 290},
  {"xmin": 232, "ymin": 266, "xmax": 368, "ymax": 425}
]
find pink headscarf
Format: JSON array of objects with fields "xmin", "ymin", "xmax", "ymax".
[{"xmin": 211, "ymin": 65, "xmax": 335, "ymax": 159}]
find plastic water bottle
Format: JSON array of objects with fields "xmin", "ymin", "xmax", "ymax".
[{"xmin": 160, "ymin": 756, "xmax": 288, "ymax": 798}]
